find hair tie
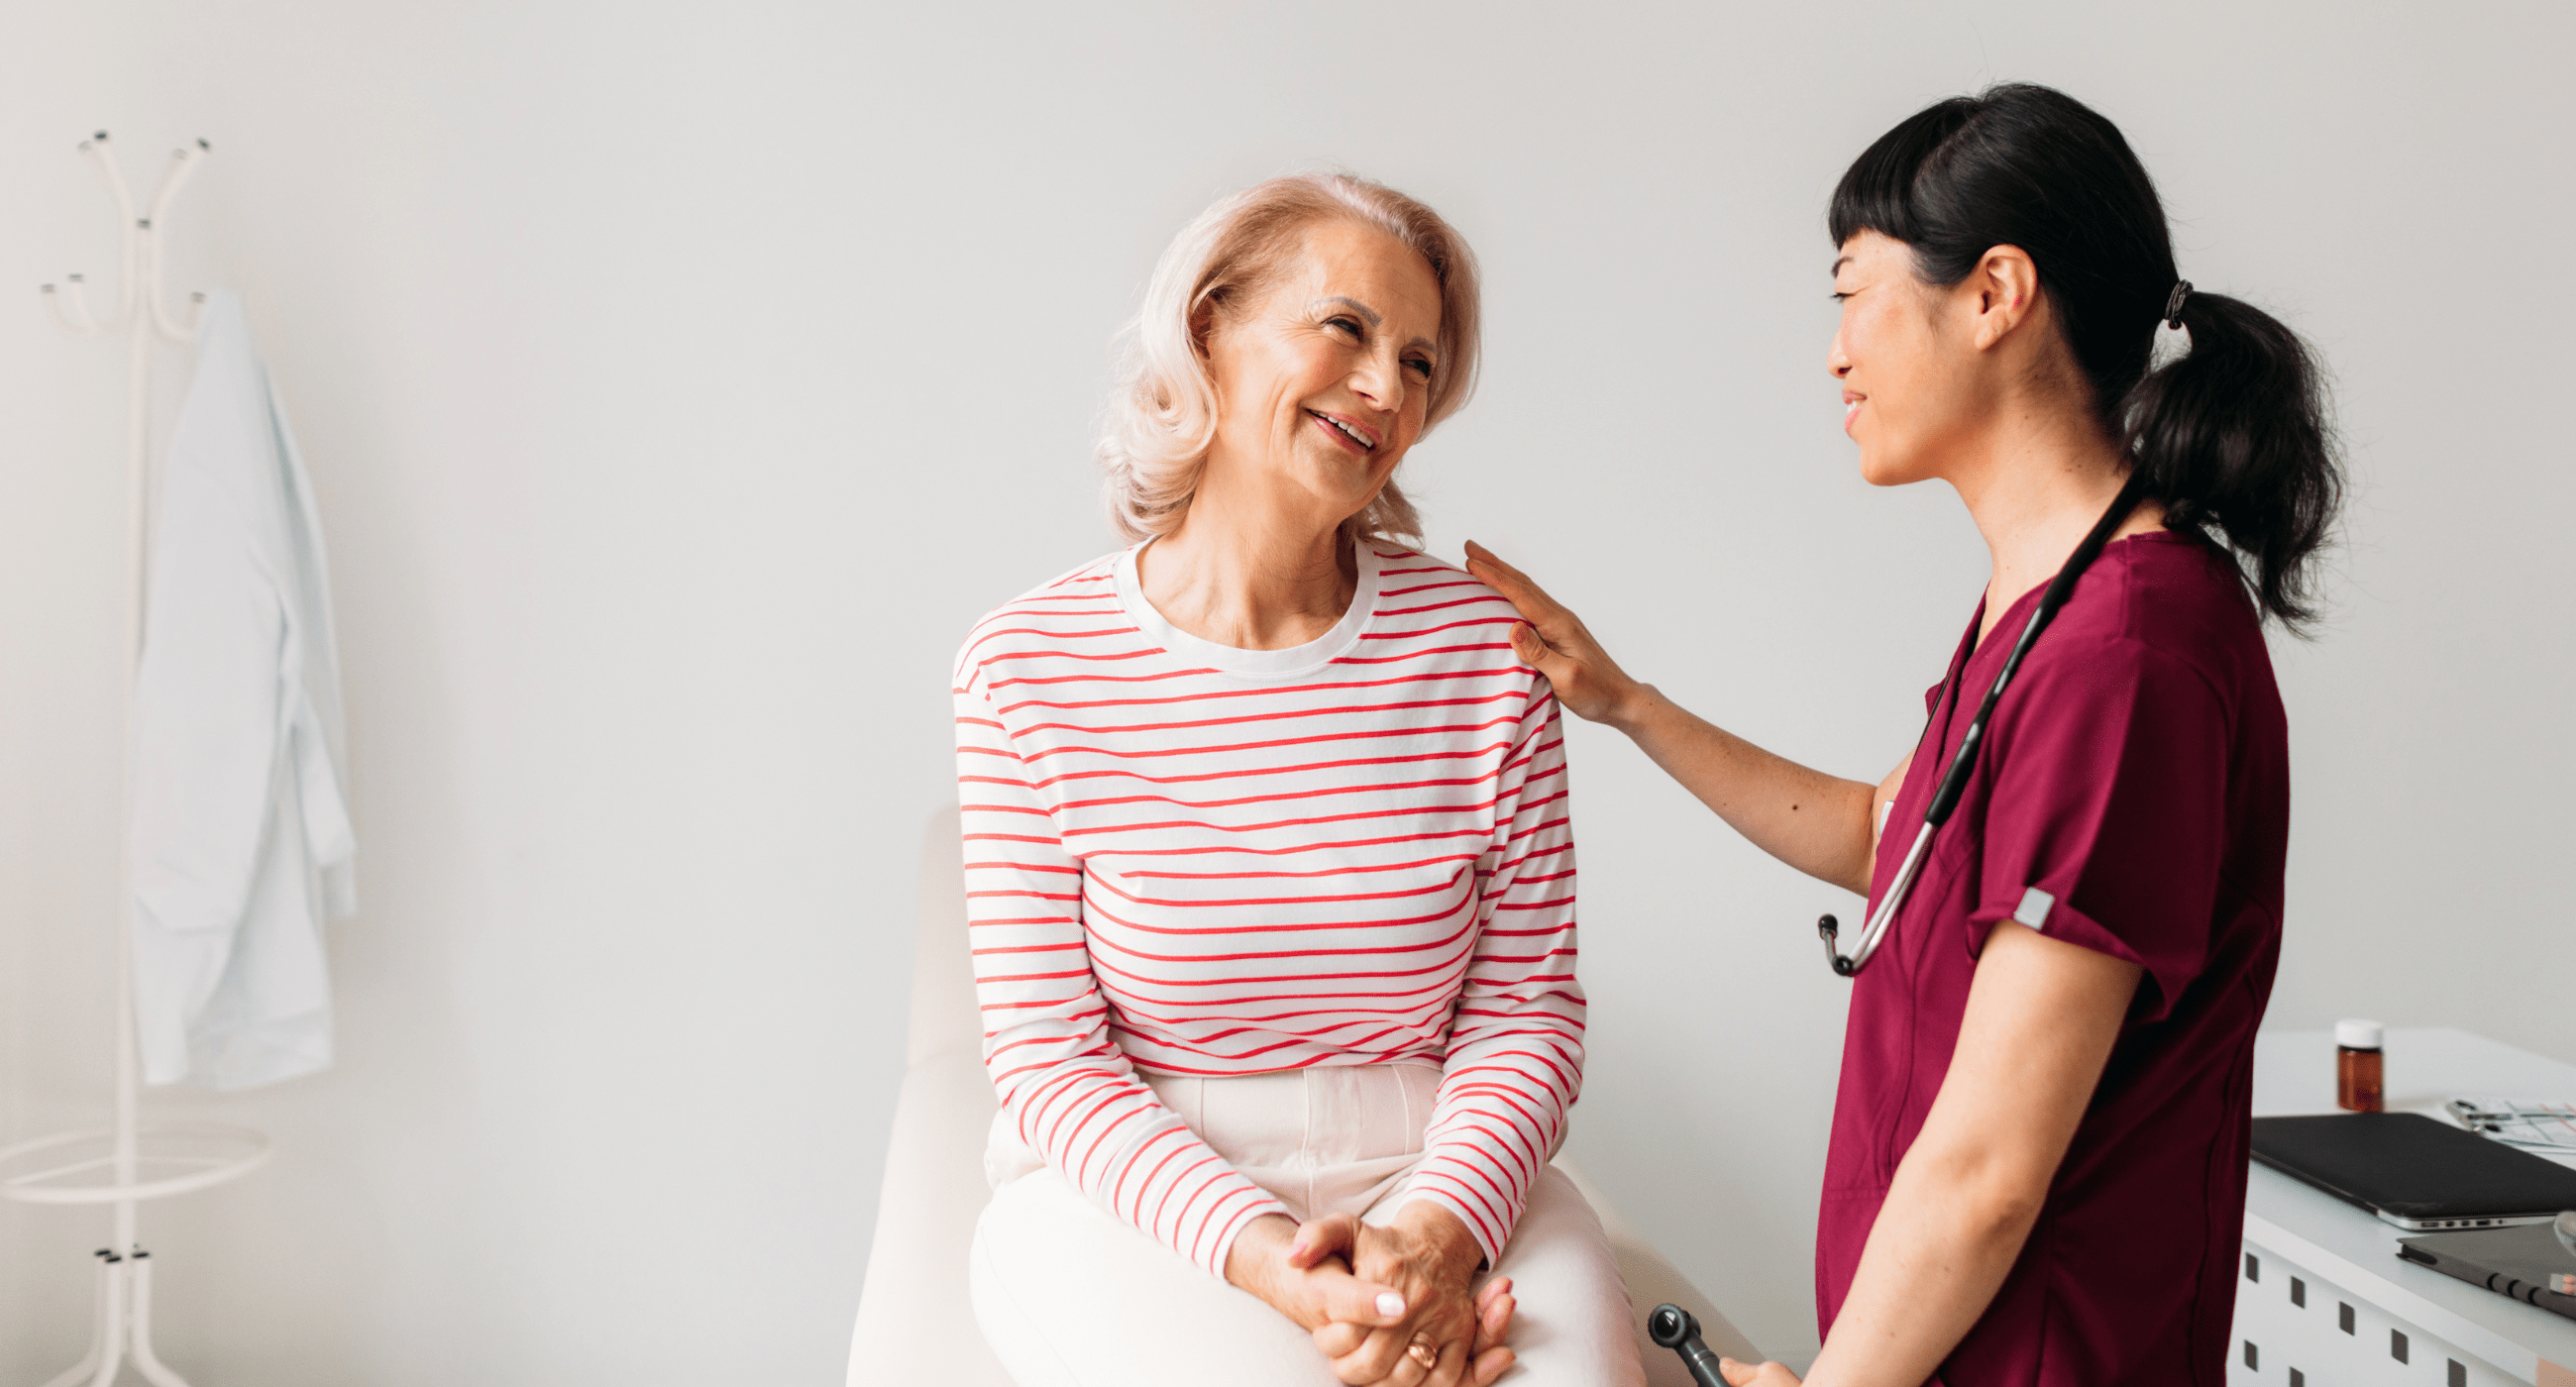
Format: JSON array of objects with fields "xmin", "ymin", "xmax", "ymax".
[{"xmin": 2164, "ymin": 280, "xmax": 2194, "ymax": 329}]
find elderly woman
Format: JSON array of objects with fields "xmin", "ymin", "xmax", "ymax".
[{"xmin": 953, "ymin": 174, "xmax": 1639, "ymax": 1387}]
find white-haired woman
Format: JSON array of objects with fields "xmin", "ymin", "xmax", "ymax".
[{"xmin": 953, "ymin": 175, "xmax": 1641, "ymax": 1387}]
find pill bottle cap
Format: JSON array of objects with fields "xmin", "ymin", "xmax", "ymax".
[{"xmin": 2335, "ymin": 1018, "xmax": 2384, "ymax": 1050}]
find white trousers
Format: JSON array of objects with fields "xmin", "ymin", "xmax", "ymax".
[{"xmin": 969, "ymin": 1063, "xmax": 1646, "ymax": 1387}]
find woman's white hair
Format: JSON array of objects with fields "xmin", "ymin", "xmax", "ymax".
[{"xmin": 1097, "ymin": 172, "xmax": 1482, "ymax": 545}]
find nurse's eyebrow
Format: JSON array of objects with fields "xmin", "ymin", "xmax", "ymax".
[
  {"xmin": 1831, "ymin": 255, "xmax": 1854, "ymax": 275},
  {"xmin": 1312, "ymin": 295, "xmax": 1382, "ymax": 327}
]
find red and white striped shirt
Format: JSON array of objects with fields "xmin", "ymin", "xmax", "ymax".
[{"xmin": 954, "ymin": 540, "xmax": 1586, "ymax": 1277}]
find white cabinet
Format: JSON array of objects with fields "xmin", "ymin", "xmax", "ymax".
[
  {"xmin": 2235, "ymin": 1236, "xmax": 2517, "ymax": 1385},
  {"xmin": 2234, "ymin": 1029, "xmax": 2576, "ymax": 1387}
]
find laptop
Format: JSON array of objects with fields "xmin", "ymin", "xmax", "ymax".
[
  {"xmin": 2249, "ymin": 1112, "xmax": 2576, "ymax": 1231},
  {"xmin": 2398, "ymin": 1224, "xmax": 2576, "ymax": 1324}
]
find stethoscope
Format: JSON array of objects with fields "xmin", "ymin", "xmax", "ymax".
[{"xmin": 1817, "ymin": 476, "xmax": 2146, "ymax": 978}]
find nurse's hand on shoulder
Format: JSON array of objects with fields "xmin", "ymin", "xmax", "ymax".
[
  {"xmin": 1717, "ymin": 1356, "xmax": 1802, "ymax": 1386},
  {"xmin": 1462, "ymin": 541, "xmax": 1649, "ymax": 728}
]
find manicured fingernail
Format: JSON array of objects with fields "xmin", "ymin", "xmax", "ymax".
[{"xmin": 1377, "ymin": 1292, "xmax": 1406, "ymax": 1316}]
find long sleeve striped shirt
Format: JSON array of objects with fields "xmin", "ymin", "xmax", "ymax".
[{"xmin": 953, "ymin": 540, "xmax": 1586, "ymax": 1278}]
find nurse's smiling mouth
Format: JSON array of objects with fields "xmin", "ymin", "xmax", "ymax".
[{"xmin": 1843, "ymin": 390, "xmax": 1867, "ymax": 435}]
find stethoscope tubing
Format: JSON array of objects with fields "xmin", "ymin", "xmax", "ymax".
[{"xmin": 1821, "ymin": 475, "xmax": 2149, "ymax": 978}]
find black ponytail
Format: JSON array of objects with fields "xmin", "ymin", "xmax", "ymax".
[{"xmin": 1829, "ymin": 83, "xmax": 2344, "ymax": 633}]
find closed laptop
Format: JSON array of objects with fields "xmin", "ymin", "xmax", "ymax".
[{"xmin": 2249, "ymin": 1112, "xmax": 2576, "ymax": 1231}]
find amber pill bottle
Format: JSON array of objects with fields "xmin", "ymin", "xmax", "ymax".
[{"xmin": 2336, "ymin": 1018, "xmax": 2384, "ymax": 1113}]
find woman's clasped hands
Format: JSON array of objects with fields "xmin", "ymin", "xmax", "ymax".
[{"xmin": 1225, "ymin": 1205, "xmax": 1517, "ymax": 1386}]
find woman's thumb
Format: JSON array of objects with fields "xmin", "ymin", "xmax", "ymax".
[
  {"xmin": 1287, "ymin": 1212, "xmax": 1359, "ymax": 1269},
  {"xmin": 1317, "ymin": 1271, "xmax": 1409, "ymax": 1327}
]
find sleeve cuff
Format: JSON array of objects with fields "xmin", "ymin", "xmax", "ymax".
[
  {"xmin": 1196, "ymin": 1190, "xmax": 1294, "ymax": 1280},
  {"xmin": 1387, "ymin": 1178, "xmax": 1513, "ymax": 1267},
  {"xmin": 1968, "ymin": 896, "xmax": 2172, "ymax": 1020}
]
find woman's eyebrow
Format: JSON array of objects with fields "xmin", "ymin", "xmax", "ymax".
[
  {"xmin": 1311, "ymin": 295, "xmax": 1382, "ymax": 327},
  {"xmin": 1831, "ymin": 255, "xmax": 1854, "ymax": 276}
]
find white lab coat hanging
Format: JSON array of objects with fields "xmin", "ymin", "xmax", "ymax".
[{"xmin": 128, "ymin": 289, "xmax": 356, "ymax": 1090}]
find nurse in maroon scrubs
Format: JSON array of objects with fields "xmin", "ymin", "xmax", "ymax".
[{"xmin": 1466, "ymin": 84, "xmax": 2344, "ymax": 1386}]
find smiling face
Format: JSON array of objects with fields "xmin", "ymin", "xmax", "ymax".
[
  {"xmin": 1199, "ymin": 219, "xmax": 1443, "ymax": 527},
  {"xmin": 1827, "ymin": 229, "xmax": 2002, "ymax": 487}
]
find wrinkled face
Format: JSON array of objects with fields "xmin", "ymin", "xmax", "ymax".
[
  {"xmin": 1827, "ymin": 229, "xmax": 1989, "ymax": 486},
  {"xmin": 1202, "ymin": 220, "xmax": 1443, "ymax": 522}
]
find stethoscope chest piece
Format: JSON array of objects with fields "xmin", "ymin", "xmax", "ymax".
[{"xmin": 1818, "ymin": 913, "xmax": 1857, "ymax": 976}]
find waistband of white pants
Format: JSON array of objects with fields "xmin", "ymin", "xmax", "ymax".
[{"xmin": 1141, "ymin": 1061, "xmax": 1443, "ymax": 1171}]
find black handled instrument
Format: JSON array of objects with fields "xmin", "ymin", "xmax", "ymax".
[{"xmin": 1649, "ymin": 1303, "xmax": 1729, "ymax": 1387}]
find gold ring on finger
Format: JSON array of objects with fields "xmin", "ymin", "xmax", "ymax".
[{"xmin": 1407, "ymin": 1333, "xmax": 1439, "ymax": 1370}]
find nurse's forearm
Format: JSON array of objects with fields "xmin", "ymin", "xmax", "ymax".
[
  {"xmin": 1798, "ymin": 1149, "xmax": 2045, "ymax": 1387},
  {"xmin": 1607, "ymin": 684, "xmax": 1878, "ymax": 895}
]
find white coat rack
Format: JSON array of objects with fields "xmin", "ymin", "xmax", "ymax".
[{"xmin": 0, "ymin": 133, "xmax": 271, "ymax": 1387}]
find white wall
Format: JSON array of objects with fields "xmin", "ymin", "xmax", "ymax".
[{"xmin": 2, "ymin": 3, "xmax": 2568, "ymax": 1380}]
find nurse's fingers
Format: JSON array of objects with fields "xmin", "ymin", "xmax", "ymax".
[
  {"xmin": 1461, "ymin": 541, "xmax": 1563, "ymax": 620},
  {"xmin": 1717, "ymin": 1356, "xmax": 1804, "ymax": 1386},
  {"xmin": 1466, "ymin": 541, "xmax": 1639, "ymax": 724},
  {"xmin": 1506, "ymin": 620, "xmax": 1568, "ymax": 675},
  {"xmin": 1465, "ymin": 540, "xmax": 1600, "ymax": 663}
]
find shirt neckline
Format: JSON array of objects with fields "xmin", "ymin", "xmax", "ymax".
[{"xmin": 1114, "ymin": 536, "xmax": 1384, "ymax": 681}]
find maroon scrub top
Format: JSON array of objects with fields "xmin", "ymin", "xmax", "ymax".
[{"xmin": 1816, "ymin": 531, "xmax": 2289, "ymax": 1386}]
